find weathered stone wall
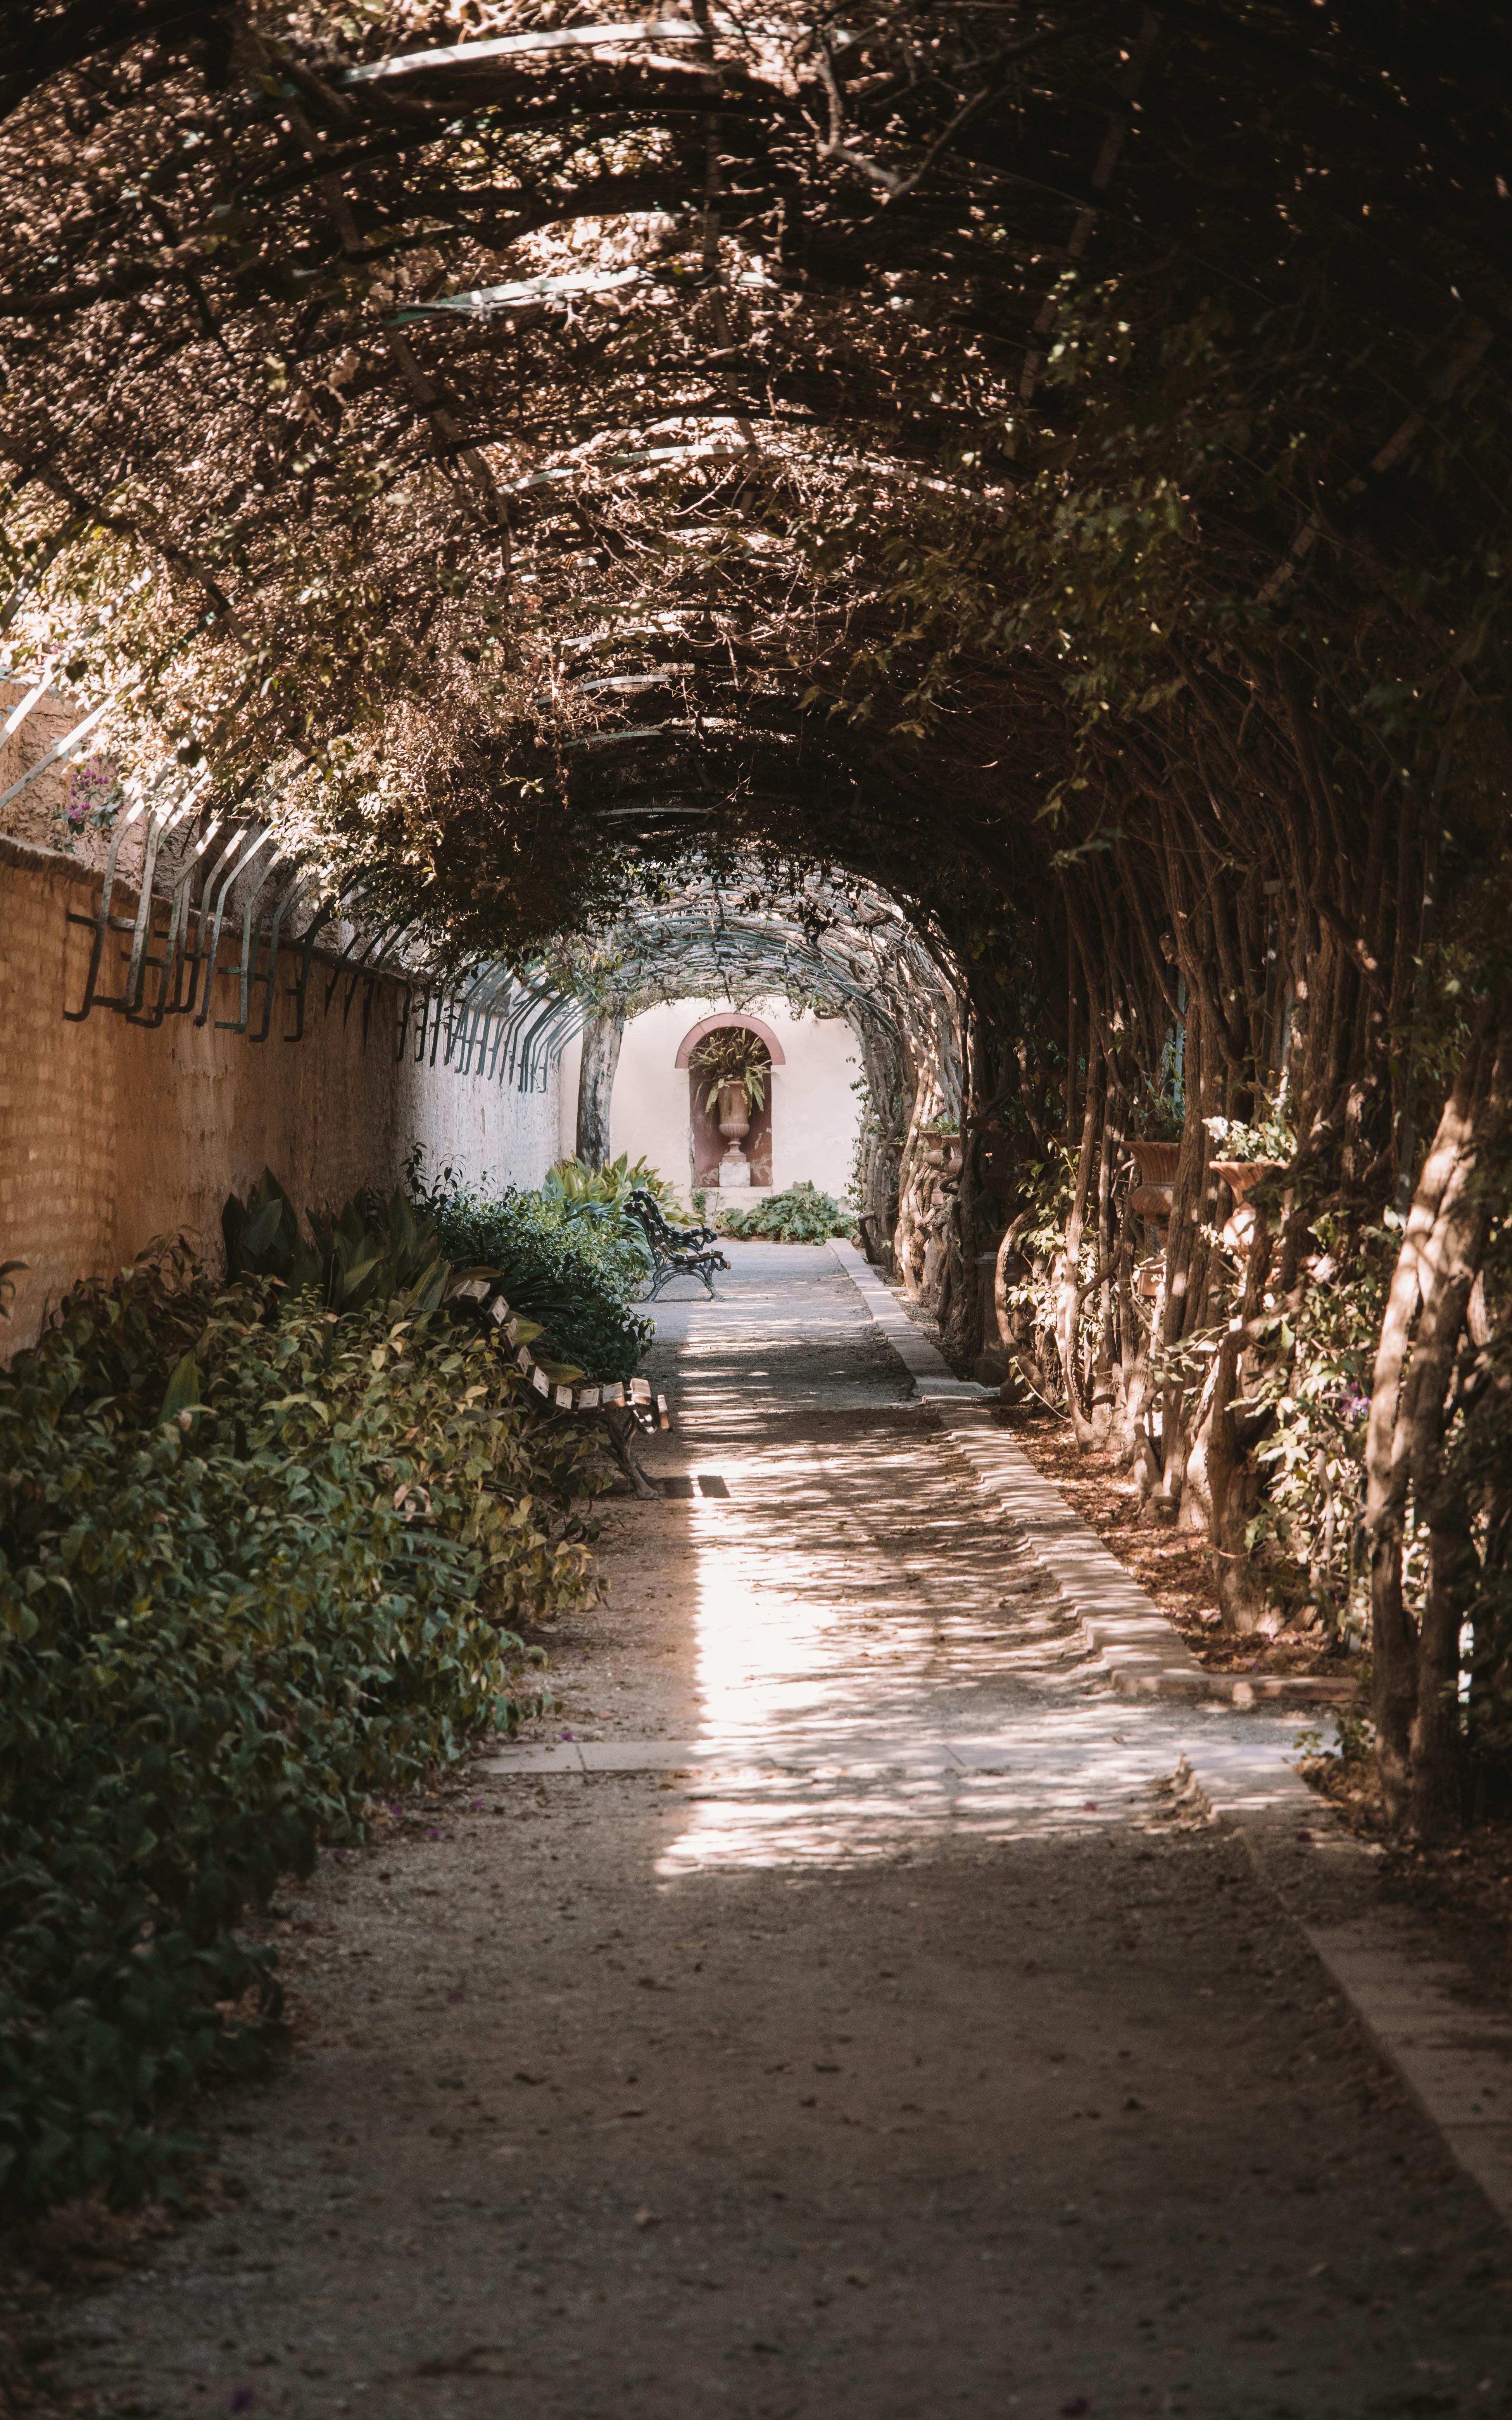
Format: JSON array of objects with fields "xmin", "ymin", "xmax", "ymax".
[{"xmin": 0, "ymin": 837, "xmax": 560, "ymax": 1350}]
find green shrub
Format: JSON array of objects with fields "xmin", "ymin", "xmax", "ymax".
[
  {"xmin": 221, "ymin": 1167, "xmax": 470, "ymax": 1314},
  {"xmin": 416, "ymin": 1162, "xmax": 655, "ymax": 1382},
  {"xmin": 0, "ymin": 1242, "xmax": 603, "ymax": 2219},
  {"xmin": 716, "ymin": 1181, "xmax": 858, "ymax": 1245},
  {"xmin": 544, "ymin": 1152, "xmax": 681, "ymax": 1218}
]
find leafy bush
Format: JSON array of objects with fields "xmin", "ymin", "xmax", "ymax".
[
  {"xmin": 716, "ymin": 1181, "xmax": 858, "ymax": 1244},
  {"xmin": 221, "ymin": 1167, "xmax": 477, "ymax": 1314},
  {"xmin": 416, "ymin": 1161, "xmax": 655, "ymax": 1382},
  {"xmin": 544, "ymin": 1153, "xmax": 680, "ymax": 1218},
  {"xmin": 0, "ymin": 1241, "xmax": 603, "ymax": 2219}
]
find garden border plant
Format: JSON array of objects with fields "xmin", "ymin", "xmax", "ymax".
[
  {"xmin": 0, "ymin": 1213, "xmax": 608, "ymax": 2221},
  {"xmin": 716, "ymin": 1181, "xmax": 857, "ymax": 1246}
]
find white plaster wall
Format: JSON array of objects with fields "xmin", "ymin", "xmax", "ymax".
[
  {"xmin": 558, "ymin": 997, "xmax": 862, "ymax": 1203},
  {"xmin": 400, "ymin": 1054, "xmax": 561, "ymax": 1196}
]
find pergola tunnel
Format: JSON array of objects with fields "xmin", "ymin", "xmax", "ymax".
[{"xmin": 2, "ymin": 0, "xmax": 1512, "ymax": 2400}]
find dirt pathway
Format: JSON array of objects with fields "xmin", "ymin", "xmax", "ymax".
[{"xmin": 58, "ymin": 1244, "xmax": 1512, "ymax": 2420}]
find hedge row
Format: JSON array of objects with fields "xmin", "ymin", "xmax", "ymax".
[{"xmin": 0, "ymin": 1239, "xmax": 604, "ymax": 2218}]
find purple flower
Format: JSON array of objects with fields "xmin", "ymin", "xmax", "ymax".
[
  {"xmin": 62, "ymin": 752, "xmax": 116, "ymax": 829},
  {"xmin": 559, "ymin": 1727, "xmax": 575, "ymax": 1741}
]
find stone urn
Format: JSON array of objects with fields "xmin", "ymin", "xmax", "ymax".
[
  {"xmin": 1128, "ymin": 1138, "xmax": 1180, "ymax": 1227},
  {"xmin": 717, "ymin": 1080, "xmax": 753, "ymax": 1189},
  {"xmin": 1210, "ymin": 1158, "xmax": 1279, "ymax": 1251}
]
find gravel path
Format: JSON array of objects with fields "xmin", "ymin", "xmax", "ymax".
[{"xmin": 58, "ymin": 1244, "xmax": 1512, "ymax": 2420}]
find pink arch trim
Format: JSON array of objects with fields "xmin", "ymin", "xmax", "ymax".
[{"xmin": 674, "ymin": 1011, "xmax": 786, "ymax": 1068}]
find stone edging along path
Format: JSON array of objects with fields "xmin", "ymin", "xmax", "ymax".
[
  {"xmin": 822, "ymin": 1235, "xmax": 1512, "ymax": 2230},
  {"xmin": 829, "ymin": 1238, "xmax": 1354, "ymax": 1713}
]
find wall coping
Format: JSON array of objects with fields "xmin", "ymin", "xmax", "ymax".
[{"xmin": 0, "ymin": 830, "xmax": 107, "ymax": 896}]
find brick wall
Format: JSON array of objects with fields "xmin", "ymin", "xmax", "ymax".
[{"xmin": 0, "ymin": 837, "xmax": 561, "ymax": 1349}]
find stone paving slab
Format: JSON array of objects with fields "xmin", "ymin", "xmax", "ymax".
[
  {"xmin": 483, "ymin": 1725, "xmax": 1307, "ymax": 1795},
  {"xmin": 1305, "ymin": 1917, "xmax": 1512, "ymax": 2221}
]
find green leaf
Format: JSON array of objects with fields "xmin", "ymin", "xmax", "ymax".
[{"xmin": 159, "ymin": 1352, "xmax": 202, "ymax": 1421}]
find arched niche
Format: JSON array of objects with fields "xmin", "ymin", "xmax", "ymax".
[
  {"xmin": 677, "ymin": 1013, "xmax": 783, "ymax": 1189},
  {"xmin": 674, "ymin": 1012, "xmax": 786, "ymax": 1069}
]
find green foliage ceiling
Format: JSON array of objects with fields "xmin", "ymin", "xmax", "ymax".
[{"xmin": 1, "ymin": 0, "xmax": 1508, "ymax": 1134}]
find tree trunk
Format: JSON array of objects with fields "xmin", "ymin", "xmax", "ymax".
[
  {"xmin": 1365, "ymin": 1008, "xmax": 1507, "ymax": 1830},
  {"xmin": 575, "ymin": 1009, "xmax": 625, "ymax": 1170},
  {"xmin": 1204, "ymin": 1202, "xmax": 1276, "ymax": 1630},
  {"xmin": 1056, "ymin": 1038, "xmax": 1103, "ymax": 1446}
]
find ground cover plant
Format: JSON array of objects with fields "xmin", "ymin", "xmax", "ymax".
[
  {"xmin": 717, "ymin": 1183, "xmax": 857, "ymax": 1246},
  {"xmin": 0, "ymin": 1232, "xmax": 604, "ymax": 2222}
]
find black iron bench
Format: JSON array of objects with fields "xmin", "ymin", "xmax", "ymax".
[{"xmin": 625, "ymin": 1187, "xmax": 728, "ymax": 1302}]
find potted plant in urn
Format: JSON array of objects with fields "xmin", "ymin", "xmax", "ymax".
[
  {"xmin": 918, "ymin": 1110, "xmax": 963, "ymax": 1173},
  {"xmin": 689, "ymin": 1028, "xmax": 773, "ymax": 1191},
  {"xmin": 1204, "ymin": 1110, "xmax": 1292, "ymax": 1250}
]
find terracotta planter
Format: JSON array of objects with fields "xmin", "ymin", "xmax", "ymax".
[
  {"xmin": 1209, "ymin": 1158, "xmax": 1275, "ymax": 1204},
  {"xmin": 1127, "ymin": 1141, "xmax": 1179, "ymax": 1228},
  {"xmin": 1128, "ymin": 1139, "xmax": 1181, "ymax": 1185},
  {"xmin": 1210, "ymin": 1157, "xmax": 1279, "ymax": 1250},
  {"xmin": 1129, "ymin": 1182, "xmax": 1175, "ymax": 1220}
]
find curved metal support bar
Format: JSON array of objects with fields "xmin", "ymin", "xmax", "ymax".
[
  {"xmin": 123, "ymin": 773, "xmax": 212, "ymax": 1022},
  {"xmin": 214, "ymin": 841, "xmax": 286, "ymax": 1033},
  {"xmin": 62, "ymin": 760, "xmax": 181, "ymax": 1021},
  {"xmin": 250, "ymin": 860, "xmax": 319, "ymax": 1042},
  {"xmin": 287, "ymin": 885, "xmax": 345, "ymax": 1042},
  {"xmin": 194, "ymin": 826, "xmax": 271, "ymax": 1027}
]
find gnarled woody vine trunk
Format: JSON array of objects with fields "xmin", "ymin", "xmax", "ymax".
[
  {"xmin": 896, "ymin": 622, "xmax": 1511, "ymax": 1839},
  {"xmin": 1366, "ymin": 1011, "xmax": 1511, "ymax": 1833}
]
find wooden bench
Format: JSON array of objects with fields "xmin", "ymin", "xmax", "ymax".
[
  {"xmin": 624, "ymin": 1186, "xmax": 728, "ymax": 1302},
  {"xmin": 449, "ymin": 1278, "xmax": 668, "ymax": 1496}
]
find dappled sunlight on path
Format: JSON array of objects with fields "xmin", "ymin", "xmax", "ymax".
[{"xmin": 640, "ymin": 1246, "xmax": 1304, "ymax": 1874}]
